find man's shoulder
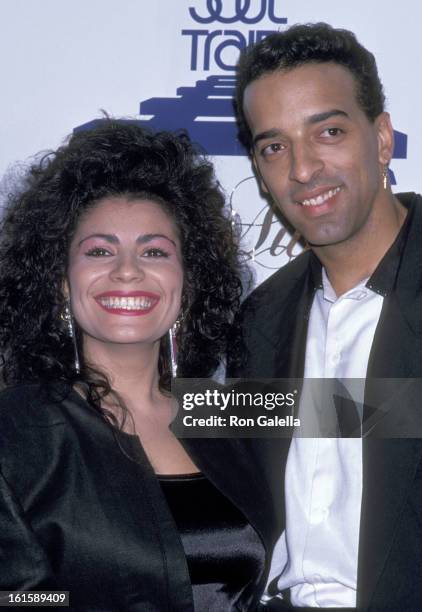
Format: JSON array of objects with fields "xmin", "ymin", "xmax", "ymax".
[
  {"xmin": 396, "ymin": 191, "xmax": 422, "ymax": 207},
  {"xmin": 241, "ymin": 250, "xmax": 312, "ymax": 314}
]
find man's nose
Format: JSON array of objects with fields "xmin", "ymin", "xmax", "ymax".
[{"xmin": 289, "ymin": 142, "xmax": 324, "ymax": 184}]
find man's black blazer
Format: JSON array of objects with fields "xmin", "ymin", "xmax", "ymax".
[{"xmin": 229, "ymin": 193, "xmax": 422, "ymax": 611}]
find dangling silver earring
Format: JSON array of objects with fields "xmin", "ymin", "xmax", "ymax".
[
  {"xmin": 168, "ymin": 321, "xmax": 180, "ymax": 378},
  {"xmin": 61, "ymin": 302, "xmax": 81, "ymax": 374},
  {"xmin": 168, "ymin": 317, "xmax": 182, "ymax": 378}
]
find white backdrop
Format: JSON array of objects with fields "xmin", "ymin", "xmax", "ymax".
[{"xmin": 1, "ymin": 0, "xmax": 420, "ymax": 285}]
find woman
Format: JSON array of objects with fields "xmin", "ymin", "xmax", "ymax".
[{"xmin": 0, "ymin": 121, "xmax": 277, "ymax": 611}]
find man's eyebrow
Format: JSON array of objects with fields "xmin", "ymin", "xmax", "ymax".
[
  {"xmin": 306, "ymin": 109, "xmax": 349, "ymax": 125},
  {"xmin": 252, "ymin": 129, "xmax": 283, "ymax": 148},
  {"xmin": 252, "ymin": 109, "xmax": 349, "ymax": 148}
]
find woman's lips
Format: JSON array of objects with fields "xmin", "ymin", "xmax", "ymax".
[{"xmin": 94, "ymin": 291, "xmax": 160, "ymax": 316}]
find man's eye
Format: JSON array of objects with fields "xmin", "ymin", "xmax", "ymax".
[
  {"xmin": 142, "ymin": 248, "xmax": 169, "ymax": 258},
  {"xmin": 321, "ymin": 127, "xmax": 344, "ymax": 137},
  {"xmin": 261, "ymin": 142, "xmax": 285, "ymax": 157},
  {"xmin": 85, "ymin": 247, "xmax": 112, "ymax": 257}
]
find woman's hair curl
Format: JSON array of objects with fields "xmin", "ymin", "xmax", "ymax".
[{"xmin": 0, "ymin": 120, "xmax": 244, "ymax": 423}]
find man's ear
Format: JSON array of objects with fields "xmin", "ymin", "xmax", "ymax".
[
  {"xmin": 376, "ymin": 111, "xmax": 394, "ymax": 166},
  {"xmin": 252, "ymin": 153, "xmax": 269, "ymax": 194}
]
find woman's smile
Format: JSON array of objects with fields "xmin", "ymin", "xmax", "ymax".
[{"xmin": 95, "ymin": 291, "xmax": 160, "ymax": 315}]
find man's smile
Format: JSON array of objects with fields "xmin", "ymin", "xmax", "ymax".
[{"xmin": 298, "ymin": 186, "xmax": 342, "ymax": 207}]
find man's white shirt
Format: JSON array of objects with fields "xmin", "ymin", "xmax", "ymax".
[{"xmin": 263, "ymin": 268, "xmax": 384, "ymax": 608}]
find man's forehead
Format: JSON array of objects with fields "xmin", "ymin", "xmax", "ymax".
[
  {"xmin": 243, "ymin": 63, "xmax": 360, "ymax": 128},
  {"xmin": 245, "ymin": 62, "xmax": 357, "ymax": 99}
]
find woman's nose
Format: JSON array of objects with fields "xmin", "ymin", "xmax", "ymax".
[{"xmin": 109, "ymin": 254, "xmax": 146, "ymax": 282}]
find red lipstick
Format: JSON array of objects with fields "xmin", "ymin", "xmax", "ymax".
[{"xmin": 94, "ymin": 291, "xmax": 160, "ymax": 316}]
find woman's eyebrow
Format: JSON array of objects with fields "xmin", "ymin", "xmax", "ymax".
[
  {"xmin": 136, "ymin": 234, "xmax": 177, "ymax": 247},
  {"xmin": 78, "ymin": 233, "xmax": 119, "ymax": 247},
  {"xmin": 78, "ymin": 233, "xmax": 177, "ymax": 248}
]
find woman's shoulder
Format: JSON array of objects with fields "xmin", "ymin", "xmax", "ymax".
[
  {"xmin": 0, "ymin": 383, "xmax": 116, "ymax": 489},
  {"xmin": 0, "ymin": 381, "xmax": 65, "ymax": 405},
  {"xmin": 0, "ymin": 384, "xmax": 72, "ymax": 485},
  {"xmin": 0, "ymin": 382, "xmax": 115, "ymax": 450},
  {"xmin": 0, "ymin": 384, "xmax": 108, "ymax": 457},
  {"xmin": 0, "ymin": 382, "xmax": 71, "ymax": 430}
]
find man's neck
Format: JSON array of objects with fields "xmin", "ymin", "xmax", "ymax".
[{"xmin": 312, "ymin": 194, "xmax": 407, "ymax": 297}]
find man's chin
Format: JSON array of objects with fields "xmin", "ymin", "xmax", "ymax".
[{"xmin": 304, "ymin": 230, "xmax": 350, "ymax": 249}]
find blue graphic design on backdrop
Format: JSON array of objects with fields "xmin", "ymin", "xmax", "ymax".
[
  {"xmin": 75, "ymin": 1, "xmax": 285, "ymax": 155},
  {"xmin": 75, "ymin": 75, "xmax": 243, "ymax": 155},
  {"xmin": 74, "ymin": 0, "xmax": 408, "ymax": 175},
  {"xmin": 139, "ymin": 75, "xmax": 241, "ymax": 155},
  {"xmin": 389, "ymin": 132, "xmax": 407, "ymax": 184},
  {"xmin": 189, "ymin": 0, "xmax": 287, "ymax": 24}
]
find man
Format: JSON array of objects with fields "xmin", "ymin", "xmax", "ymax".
[{"xmin": 230, "ymin": 23, "xmax": 422, "ymax": 612}]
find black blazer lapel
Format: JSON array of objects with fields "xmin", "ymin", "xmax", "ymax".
[
  {"xmin": 285, "ymin": 270, "xmax": 315, "ymax": 380},
  {"xmin": 237, "ymin": 252, "xmax": 315, "ymax": 380},
  {"xmin": 367, "ymin": 193, "xmax": 422, "ymax": 381}
]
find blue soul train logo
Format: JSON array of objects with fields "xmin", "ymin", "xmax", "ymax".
[
  {"xmin": 137, "ymin": 0, "xmax": 283, "ymax": 155},
  {"xmin": 188, "ymin": 0, "xmax": 287, "ymax": 24},
  {"xmin": 75, "ymin": 0, "xmax": 408, "ymax": 170},
  {"xmin": 75, "ymin": 0, "xmax": 285, "ymax": 156}
]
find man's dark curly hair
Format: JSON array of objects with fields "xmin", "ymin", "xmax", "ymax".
[
  {"xmin": 235, "ymin": 22, "xmax": 386, "ymax": 149},
  {"xmin": 0, "ymin": 120, "xmax": 243, "ymax": 423}
]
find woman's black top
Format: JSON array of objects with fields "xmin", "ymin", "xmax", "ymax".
[
  {"xmin": 0, "ymin": 383, "xmax": 274, "ymax": 611},
  {"xmin": 159, "ymin": 473, "xmax": 263, "ymax": 610}
]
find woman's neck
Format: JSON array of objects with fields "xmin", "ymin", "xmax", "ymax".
[{"xmin": 82, "ymin": 339, "xmax": 165, "ymax": 412}]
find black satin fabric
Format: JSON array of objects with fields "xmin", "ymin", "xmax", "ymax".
[
  {"xmin": 0, "ymin": 383, "xmax": 269, "ymax": 611},
  {"xmin": 159, "ymin": 473, "xmax": 263, "ymax": 611}
]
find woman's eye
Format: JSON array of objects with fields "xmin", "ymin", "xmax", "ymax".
[
  {"xmin": 85, "ymin": 247, "xmax": 113, "ymax": 257},
  {"xmin": 142, "ymin": 248, "xmax": 169, "ymax": 258}
]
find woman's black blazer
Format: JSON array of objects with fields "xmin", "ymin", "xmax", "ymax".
[{"xmin": 0, "ymin": 383, "xmax": 278, "ymax": 611}]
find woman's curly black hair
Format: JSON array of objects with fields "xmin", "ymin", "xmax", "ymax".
[{"xmin": 0, "ymin": 120, "xmax": 244, "ymax": 421}]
